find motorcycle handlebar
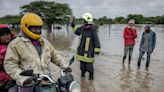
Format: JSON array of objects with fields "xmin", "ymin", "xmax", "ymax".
[{"xmin": 38, "ymin": 74, "xmax": 55, "ymax": 83}]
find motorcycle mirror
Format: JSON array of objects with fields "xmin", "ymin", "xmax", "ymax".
[
  {"xmin": 20, "ymin": 69, "xmax": 33, "ymax": 76},
  {"xmin": 69, "ymin": 56, "xmax": 75, "ymax": 66}
]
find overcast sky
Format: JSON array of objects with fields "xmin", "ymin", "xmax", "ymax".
[{"xmin": 0, "ymin": 0, "xmax": 164, "ymax": 18}]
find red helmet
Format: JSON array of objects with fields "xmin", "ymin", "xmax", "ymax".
[{"xmin": 0, "ymin": 24, "xmax": 11, "ymax": 34}]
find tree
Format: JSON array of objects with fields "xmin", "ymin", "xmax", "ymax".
[
  {"xmin": 142, "ymin": 17, "xmax": 155, "ymax": 24},
  {"xmin": 74, "ymin": 18, "xmax": 83, "ymax": 24},
  {"xmin": 114, "ymin": 16, "xmax": 126, "ymax": 24},
  {"xmin": 154, "ymin": 16, "xmax": 164, "ymax": 24},
  {"xmin": 98, "ymin": 16, "xmax": 111, "ymax": 25},
  {"xmin": 20, "ymin": 1, "xmax": 72, "ymax": 33},
  {"xmin": 0, "ymin": 15, "xmax": 21, "ymax": 28},
  {"xmin": 126, "ymin": 14, "xmax": 144, "ymax": 24}
]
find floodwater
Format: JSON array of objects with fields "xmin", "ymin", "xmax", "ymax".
[{"xmin": 45, "ymin": 24, "xmax": 164, "ymax": 92}]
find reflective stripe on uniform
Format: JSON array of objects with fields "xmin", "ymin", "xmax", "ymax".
[
  {"xmin": 76, "ymin": 54, "xmax": 94, "ymax": 62},
  {"xmin": 72, "ymin": 25, "xmax": 78, "ymax": 32},
  {"xmin": 85, "ymin": 37, "xmax": 90, "ymax": 51},
  {"xmin": 94, "ymin": 48, "xmax": 101, "ymax": 52},
  {"xmin": 78, "ymin": 34, "xmax": 82, "ymax": 47},
  {"xmin": 84, "ymin": 53, "xmax": 87, "ymax": 57}
]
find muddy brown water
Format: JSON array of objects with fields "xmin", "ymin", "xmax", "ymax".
[{"xmin": 44, "ymin": 24, "xmax": 164, "ymax": 92}]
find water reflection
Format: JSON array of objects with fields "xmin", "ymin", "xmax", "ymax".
[
  {"xmin": 119, "ymin": 65, "xmax": 133, "ymax": 92},
  {"xmin": 134, "ymin": 70, "xmax": 154, "ymax": 92},
  {"xmin": 108, "ymin": 24, "xmax": 111, "ymax": 40},
  {"xmin": 43, "ymin": 24, "xmax": 164, "ymax": 92},
  {"xmin": 81, "ymin": 79, "xmax": 96, "ymax": 92},
  {"xmin": 43, "ymin": 24, "xmax": 164, "ymax": 62},
  {"xmin": 118, "ymin": 65, "xmax": 154, "ymax": 92},
  {"xmin": 48, "ymin": 35, "xmax": 73, "ymax": 51}
]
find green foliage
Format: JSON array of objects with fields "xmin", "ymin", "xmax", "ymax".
[
  {"xmin": 0, "ymin": 1, "xmax": 163, "ymax": 26},
  {"xmin": 98, "ymin": 16, "xmax": 111, "ymax": 25},
  {"xmin": 73, "ymin": 14, "xmax": 163, "ymax": 25},
  {"xmin": 154, "ymin": 16, "xmax": 164, "ymax": 24},
  {"xmin": 126, "ymin": 14, "xmax": 144, "ymax": 24},
  {"xmin": 0, "ymin": 15, "xmax": 21, "ymax": 25},
  {"xmin": 97, "ymin": 14, "xmax": 164, "ymax": 25},
  {"xmin": 74, "ymin": 16, "xmax": 112, "ymax": 25},
  {"xmin": 74, "ymin": 18, "xmax": 83, "ymax": 24},
  {"xmin": 143, "ymin": 21, "xmax": 154, "ymax": 24},
  {"xmin": 114, "ymin": 16, "xmax": 126, "ymax": 24},
  {"xmin": 20, "ymin": 1, "xmax": 72, "ymax": 31}
]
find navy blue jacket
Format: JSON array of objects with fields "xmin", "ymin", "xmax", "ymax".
[{"xmin": 140, "ymin": 31, "xmax": 156, "ymax": 52}]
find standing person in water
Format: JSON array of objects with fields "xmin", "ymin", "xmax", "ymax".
[
  {"xmin": 122, "ymin": 19, "xmax": 137, "ymax": 65},
  {"xmin": 0, "ymin": 24, "xmax": 15, "ymax": 92},
  {"xmin": 137, "ymin": 25, "xmax": 156, "ymax": 70},
  {"xmin": 70, "ymin": 13, "xmax": 101, "ymax": 80}
]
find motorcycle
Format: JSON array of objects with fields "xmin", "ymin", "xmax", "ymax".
[{"xmin": 19, "ymin": 56, "xmax": 81, "ymax": 92}]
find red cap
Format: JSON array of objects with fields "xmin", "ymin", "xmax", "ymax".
[{"xmin": 0, "ymin": 24, "xmax": 9, "ymax": 29}]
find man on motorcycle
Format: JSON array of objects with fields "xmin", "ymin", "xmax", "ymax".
[{"xmin": 4, "ymin": 13, "xmax": 70, "ymax": 91}]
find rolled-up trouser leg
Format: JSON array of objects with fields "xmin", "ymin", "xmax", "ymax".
[
  {"xmin": 138, "ymin": 51, "xmax": 145, "ymax": 67},
  {"xmin": 146, "ymin": 52, "xmax": 152, "ymax": 68}
]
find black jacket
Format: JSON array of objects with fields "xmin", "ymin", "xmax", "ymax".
[{"xmin": 72, "ymin": 24, "xmax": 101, "ymax": 62}]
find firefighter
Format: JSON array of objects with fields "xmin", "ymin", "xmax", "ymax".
[{"xmin": 70, "ymin": 13, "xmax": 101, "ymax": 80}]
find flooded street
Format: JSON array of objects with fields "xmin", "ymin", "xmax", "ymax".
[{"xmin": 47, "ymin": 24, "xmax": 164, "ymax": 92}]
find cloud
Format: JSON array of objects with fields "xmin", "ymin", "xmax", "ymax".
[
  {"xmin": 0, "ymin": 0, "xmax": 163, "ymax": 18},
  {"xmin": 0, "ymin": 0, "xmax": 30, "ymax": 16}
]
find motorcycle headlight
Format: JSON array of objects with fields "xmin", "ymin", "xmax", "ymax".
[{"xmin": 69, "ymin": 81, "xmax": 81, "ymax": 92}]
